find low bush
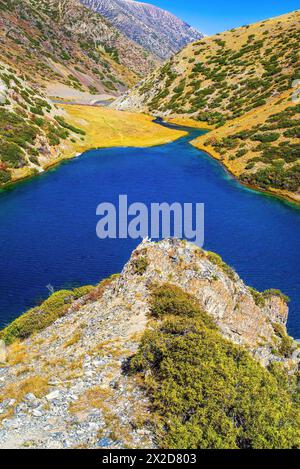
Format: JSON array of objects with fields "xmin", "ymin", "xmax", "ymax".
[
  {"xmin": 206, "ymin": 251, "xmax": 236, "ymax": 280},
  {"xmin": 54, "ymin": 116, "xmax": 86, "ymax": 136},
  {"xmin": 129, "ymin": 285, "xmax": 300, "ymax": 449},
  {"xmin": 272, "ymin": 323, "xmax": 296, "ymax": 358},
  {"xmin": 0, "ymin": 285, "xmax": 94, "ymax": 344},
  {"xmin": 241, "ymin": 164, "xmax": 300, "ymax": 192},
  {"xmin": 251, "ymin": 133, "xmax": 280, "ymax": 143}
]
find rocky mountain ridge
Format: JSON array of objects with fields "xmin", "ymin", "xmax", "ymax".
[
  {"xmin": 0, "ymin": 239, "xmax": 298, "ymax": 448},
  {"xmin": 80, "ymin": 0, "xmax": 203, "ymax": 60}
]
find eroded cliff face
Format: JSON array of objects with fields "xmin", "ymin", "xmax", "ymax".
[{"xmin": 0, "ymin": 239, "xmax": 297, "ymax": 448}]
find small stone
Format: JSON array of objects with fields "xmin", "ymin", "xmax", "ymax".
[
  {"xmin": 32, "ymin": 409, "xmax": 43, "ymax": 417},
  {"xmin": 46, "ymin": 390, "xmax": 60, "ymax": 401}
]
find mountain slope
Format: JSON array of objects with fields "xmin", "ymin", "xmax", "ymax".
[
  {"xmin": 115, "ymin": 10, "xmax": 300, "ymax": 203},
  {"xmin": 0, "ymin": 61, "xmax": 87, "ymax": 186},
  {"xmin": 0, "ymin": 239, "xmax": 299, "ymax": 448},
  {"xmin": 0, "ymin": 61, "xmax": 183, "ymax": 188},
  {"xmin": 0, "ymin": 0, "xmax": 163, "ymax": 187},
  {"xmin": 0, "ymin": 0, "xmax": 157, "ymax": 100},
  {"xmin": 80, "ymin": 0, "xmax": 203, "ymax": 60}
]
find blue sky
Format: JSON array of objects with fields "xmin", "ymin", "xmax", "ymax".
[{"xmin": 141, "ymin": 0, "xmax": 299, "ymax": 35}]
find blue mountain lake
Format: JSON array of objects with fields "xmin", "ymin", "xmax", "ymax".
[{"xmin": 0, "ymin": 122, "xmax": 299, "ymax": 337}]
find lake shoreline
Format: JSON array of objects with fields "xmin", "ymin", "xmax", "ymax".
[
  {"xmin": 191, "ymin": 139, "xmax": 300, "ymax": 208},
  {"xmin": 2, "ymin": 114, "xmax": 299, "ymax": 210},
  {"xmin": 0, "ymin": 106, "xmax": 187, "ymax": 192}
]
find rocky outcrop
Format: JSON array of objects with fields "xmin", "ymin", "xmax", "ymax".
[
  {"xmin": 0, "ymin": 239, "xmax": 297, "ymax": 448},
  {"xmin": 80, "ymin": 0, "xmax": 203, "ymax": 60}
]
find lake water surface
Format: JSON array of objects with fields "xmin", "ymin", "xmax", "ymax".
[{"xmin": 0, "ymin": 123, "xmax": 299, "ymax": 337}]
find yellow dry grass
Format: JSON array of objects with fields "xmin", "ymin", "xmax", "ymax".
[
  {"xmin": 57, "ymin": 104, "xmax": 186, "ymax": 159},
  {"xmin": 64, "ymin": 331, "xmax": 83, "ymax": 348}
]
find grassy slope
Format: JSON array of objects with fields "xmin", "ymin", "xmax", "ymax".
[
  {"xmin": 0, "ymin": 100, "xmax": 185, "ymax": 189},
  {"xmin": 116, "ymin": 11, "xmax": 300, "ymax": 203},
  {"xmin": 57, "ymin": 104, "xmax": 186, "ymax": 157},
  {"xmin": 0, "ymin": 0, "xmax": 157, "ymax": 98},
  {"xmin": 0, "ymin": 61, "xmax": 88, "ymax": 186},
  {"xmin": 0, "ymin": 61, "xmax": 184, "ymax": 189}
]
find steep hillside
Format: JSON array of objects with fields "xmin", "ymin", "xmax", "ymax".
[
  {"xmin": 0, "ymin": 239, "xmax": 299, "ymax": 448},
  {"xmin": 193, "ymin": 98, "xmax": 300, "ymax": 203},
  {"xmin": 0, "ymin": 63, "xmax": 183, "ymax": 188},
  {"xmin": 80, "ymin": 0, "xmax": 203, "ymax": 60},
  {"xmin": 0, "ymin": 62, "xmax": 185, "ymax": 188},
  {"xmin": 0, "ymin": 0, "xmax": 157, "ymax": 101},
  {"xmin": 115, "ymin": 11, "xmax": 300, "ymax": 202},
  {"xmin": 115, "ymin": 11, "xmax": 300, "ymax": 121}
]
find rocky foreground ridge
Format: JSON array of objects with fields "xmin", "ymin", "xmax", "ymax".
[
  {"xmin": 0, "ymin": 239, "xmax": 299, "ymax": 449},
  {"xmin": 113, "ymin": 11, "xmax": 300, "ymax": 203}
]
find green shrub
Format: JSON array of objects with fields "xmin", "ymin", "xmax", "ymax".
[
  {"xmin": 30, "ymin": 106, "xmax": 44, "ymax": 116},
  {"xmin": 263, "ymin": 289, "xmax": 290, "ymax": 303},
  {"xmin": 60, "ymin": 51, "xmax": 70, "ymax": 61},
  {"xmin": 206, "ymin": 251, "xmax": 236, "ymax": 280},
  {"xmin": 150, "ymin": 284, "xmax": 215, "ymax": 326},
  {"xmin": 249, "ymin": 287, "xmax": 266, "ymax": 307},
  {"xmin": 236, "ymin": 149, "xmax": 248, "ymax": 157},
  {"xmin": 129, "ymin": 285, "xmax": 300, "ymax": 449},
  {"xmin": 0, "ymin": 141, "xmax": 26, "ymax": 168},
  {"xmin": 251, "ymin": 133, "xmax": 280, "ymax": 143},
  {"xmin": 272, "ymin": 323, "xmax": 296, "ymax": 358},
  {"xmin": 54, "ymin": 116, "xmax": 86, "ymax": 136},
  {"xmin": 241, "ymin": 164, "xmax": 300, "ymax": 192}
]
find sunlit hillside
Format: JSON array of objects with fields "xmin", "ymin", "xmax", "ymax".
[{"xmin": 115, "ymin": 10, "xmax": 300, "ymax": 202}]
